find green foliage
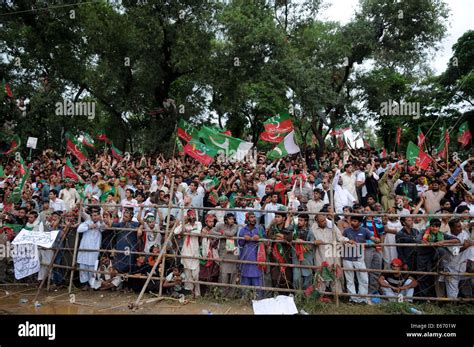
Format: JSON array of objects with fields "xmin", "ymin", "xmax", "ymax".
[{"xmin": 0, "ymin": 0, "xmax": 461, "ymax": 155}]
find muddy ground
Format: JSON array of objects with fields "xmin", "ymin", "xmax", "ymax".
[{"xmin": 0, "ymin": 285, "xmax": 473, "ymax": 315}]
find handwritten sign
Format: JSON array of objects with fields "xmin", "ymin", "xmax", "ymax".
[
  {"xmin": 12, "ymin": 229, "xmax": 59, "ymax": 248},
  {"xmin": 12, "ymin": 245, "xmax": 40, "ymax": 280},
  {"xmin": 12, "ymin": 229, "xmax": 59, "ymax": 280}
]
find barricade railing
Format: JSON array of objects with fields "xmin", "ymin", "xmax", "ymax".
[{"xmin": 24, "ymin": 202, "xmax": 474, "ymax": 307}]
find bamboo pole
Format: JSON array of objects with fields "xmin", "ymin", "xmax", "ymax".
[
  {"xmin": 68, "ymin": 202, "xmax": 83, "ymax": 293},
  {"xmin": 131, "ymin": 177, "xmax": 175, "ymax": 310},
  {"xmin": 42, "ymin": 251, "xmax": 474, "ymax": 278},
  {"xmin": 85, "ymin": 202, "xmax": 469, "ymax": 219},
  {"xmin": 329, "ymin": 175, "xmax": 339, "ymax": 306},
  {"xmin": 33, "ymin": 225, "xmax": 73, "ymax": 303},
  {"xmin": 45, "ymin": 264, "xmax": 474, "ymax": 303}
]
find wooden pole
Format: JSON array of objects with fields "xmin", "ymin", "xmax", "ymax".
[
  {"xmin": 131, "ymin": 177, "xmax": 175, "ymax": 310},
  {"xmin": 68, "ymin": 202, "xmax": 83, "ymax": 293},
  {"xmin": 33, "ymin": 226, "xmax": 72, "ymax": 303},
  {"xmin": 329, "ymin": 176, "xmax": 339, "ymax": 307}
]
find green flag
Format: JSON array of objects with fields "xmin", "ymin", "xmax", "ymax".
[
  {"xmin": 198, "ymin": 126, "xmax": 253, "ymax": 161},
  {"xmin": 8, "ymin": 166, "xmax": 31, "ymax": 203},
  {"xmin": 0, "ymin": 165, "xmax": 4, "ymax": 178},
  {"xmin": 266, "ymin": 131, "xmax": 300, "ymax": 160}
]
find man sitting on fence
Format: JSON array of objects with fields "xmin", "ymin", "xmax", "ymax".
[{"xmin": 378, "ymin": 258, "xmax": 417, "ymax": 302}]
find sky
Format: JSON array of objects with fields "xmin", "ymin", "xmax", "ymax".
[{"xmin": 318, "ymin": 0, "xmax": 474, "ymax": 74}]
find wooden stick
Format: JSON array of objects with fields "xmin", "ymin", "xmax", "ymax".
[
  {"xmin": 68, "ymin": 203, "xmax": 83, "ymax": 293},
  {"xmin": 131, "ymin": 177, "xmax": 175, "ymax": 310},
  {"xmin": 33, "ymin": 225, "xmax": 72, "ymax": 303}
]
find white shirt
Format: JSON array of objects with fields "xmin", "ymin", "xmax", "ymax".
[
  {"xmin": 49, "ymin": 198, "xmax": 66, "ymax": 212},
  {"xmin": 446, "ymin": 230, "xmax": 471, "ymax": 272},
  {"xmin": 256, "ymin": 182, "xmax": 266, "ymax": 198},
  {"xmin": 334, "ymin": 186, "xmax": 355, "ymax": 213},
  {"xmin": 59, "ymin": 188, "xmax": 81, "ymax": 211},
  {"xmin": 264, "ymin": 202, "xmax": 282, "ymax": 228},
  {"xmin": 341, "ymin": 172, "xmax": 357, "ymax": 202},
  {"xmin": 356, "ymin": 171, "xmax": 367, "ymax": 197},
  {"xmin": 120, "ymin": 198, "xmax": 138, "ymax": 219}
]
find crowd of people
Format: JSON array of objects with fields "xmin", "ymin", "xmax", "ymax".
[{"xmin": 0, "ymin": 146, "xmax": 473, "ymax": 303}]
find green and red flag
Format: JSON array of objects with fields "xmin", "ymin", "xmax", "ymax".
[
  {"xmin": 66, "ymin": 132, "xmax": 88, "ymax": 163},
  {"xmin": 329, "ymin": 126, "xmax": 350, "ymax": 136},
  {"xmin": 417, "ymin": 127, "xmax": 425, "ymax": 147},
  {"xmin": 202, "ymin": 176, "xmax": 220, "ymax": 191},
  {"xmin": 259, "ymin": 131, "xmax": 286, "ymax": 143},
  {"xmin": 338, "ymin": 136, "xmax": 345, "ymax": 150},
  {"xmin": 184, "ymin": 139, "xmax": 218, "ymax": 166},
  {"xmin": 208, "ymin": 191, "xmax": 219, "ymax": 206},
  {"xmin": 95, "ymin": 131, "xmax": 111, "ymax": 144},
  {"xmin": 1, "ymin": 78, "xmax": 13, "ymax": 98},
  {"xmin": 263, "ymin": 113, "xmax": 294, "ymax": 135},
  {"xmin": 208, "ymin": 125, "xmax": 232, "ymax": 137},
  {"xmin": 396, "ymin": 127, "xmax": 401, "ymax": 146},
  {"xmin": 110, "ymin": 143, "xmax": 123, "ymax": 161},
  {"xmin": 437, "ymin": 128, "xmax": 449, "ymax": 158},
  {"xmin": 18, "ymin": 155, "xmax": 27, "ymax": 176},
  {"xmin": 363, "ymin": 139, "xmax": 371, "ymax": 150},
  {"xmin": 8, "ymin": 165, "xmax": 31, "ymax": 203},
  {"xmin": 406, "ymin": 141, "xmax": 432, "ymax": 170},
  {"xmin": 457, "ymin": 121, "xmax": 471, "ymax": 147},
  {"xmin": 176, "ymin": 137, "xmax": 184, "ymax": 155},
  {"xmin": 81, "ymin": 132, "xmax": 95, "ymax": 148},
  {"xmin": 63, "ymin": 158, "xmax": 85, "ymax": 183},
  {"xmin": 177, "ymin": 119, "xmax": 198, "ymax": 142},
  {"xmin": 0, "ymin": 134, "xmax": 20, "ymax": 156},
  {"xmin": 198, "ymin": 126, "xmax": 253, "ymax": 161}
]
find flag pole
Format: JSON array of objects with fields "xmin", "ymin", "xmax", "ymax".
[{"xmin": 424, "ymin": 115, "xmax": 440, "ymax": 140}]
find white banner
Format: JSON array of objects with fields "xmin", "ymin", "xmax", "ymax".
[{"xmin": 12, "ymin": 229, "xmax": 59, "ymax": 280}]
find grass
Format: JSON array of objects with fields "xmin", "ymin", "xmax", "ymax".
[{"xmin": 293, "ymin": 293, "xmax": 474, "ymax": 315}]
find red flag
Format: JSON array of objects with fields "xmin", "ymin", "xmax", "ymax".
[
  {"xmin": 110, "ymin": 144, "xmax": 123, "ymax": 161},
  {"xmin": 458, "ymin": 122, "xmax": 472, "ymax": 147},
  {"xmin": 380, "ymin": 148, "xmax": 387, "ymax": 158},
  {"xmin": 445, "ymin": 129, "xmax": 450, "ymax": 146},
  {"xmin": 95, "ymin": 132, "xmax": 111, "ymax": 144},
  {"xmin": 66, "ymin": 133, "xmax": 87, "ymax": 163},
  {"xmin": 221, "ymin": 130, "xmax": 232, "ymax": 136},
  {"xmin": 263, "ymin": 113, "xmax": 294, "ymax": 135},
  {"xmin": 63, "ymin": 158, "xmax": 84, "ymax": 183},
  {"xmin": 364, "ymin": 139, "xmax": 371, "ymax": 150},
  {"xmin": 259, "ymin": 131, "xmax": 286, "ymax": 143},
  {"xmin": 184, "ymin": 143, "xmax": 214, "ymax": 166},
  {"xmin": 338, "ymin": 136, "xmax": 345, "ymax": 149},
  {"xmin": 396, "ymin": 128, "xmax": 401, "ymax": 146},
  {"xmin": 417, "ymin": 128, "xmax": 425, "ymax": 147}
]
